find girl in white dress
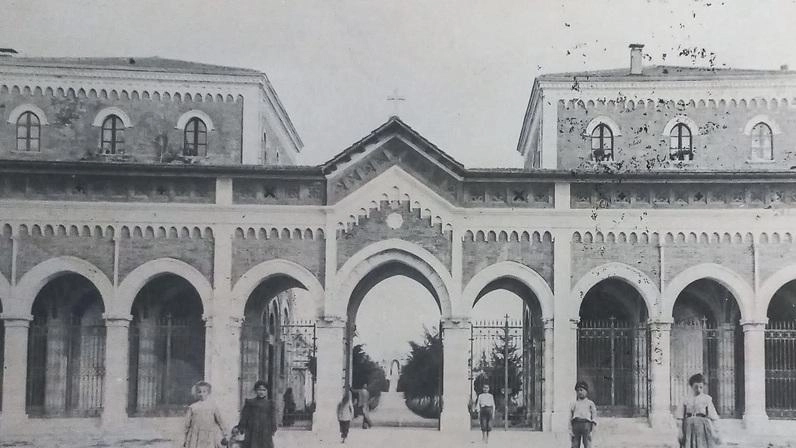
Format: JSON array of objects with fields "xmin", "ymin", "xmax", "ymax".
[
  {"xmin": 184, "ymin": 381, "xmax": 229, "ymax": 448},
  {"xmin": 677, "ymin": 373, "xmax": 720, "ymax": 448}
]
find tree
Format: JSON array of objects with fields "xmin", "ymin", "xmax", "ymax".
[
  {"xmin": 397, "ymin": 327, "xmax": 442, "ymax": 400},
  {"xmin": 474, "ymin": 332, "xmax": 523, "ymax": 397},
  {"xmin": 351, "ymin": 344, "xmax": 387, "ymax": 404}
]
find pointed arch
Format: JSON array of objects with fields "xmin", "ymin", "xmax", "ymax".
[
  {"xmin": 571, "ymin": 262, "xmax": 660, "ymax": 320},
  {"xmin": 13, "ymin": 256, "xmax": 113, "ymax": 316},
  {"xmin": 231, "ymin": 259, "xmax": 324, "ymax": 319},
  {"xmin": 756, "ymin": 264, "xmax": 796, "ymax": 320},
  {"xmin": 175, "ymin": 109, "xmax": 215, "ymax": 131},
  {"xmin": 6, "ymin": 103, "xmax": 49, "ymax": 125},
  {"xmin": 663, "ymin": 263, "xmax": 753, "ymax": 321},
  {"xmin": 462, "ymin": 261, "xmax": 553, "ymax": 320},
  {"xmin": 115, "ymin": 258, "xmax": 212, "ymax": 316}
]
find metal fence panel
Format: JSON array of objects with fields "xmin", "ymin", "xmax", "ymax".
[
  {"xmin": 469, "ymin": 318, "xmax": 543, "ymax": 431},
  {"xmin": 766, "ymin": 320, "xmax": 796, "ymax": 418}
]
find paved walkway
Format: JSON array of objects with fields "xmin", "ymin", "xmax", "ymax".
[{"xmin": 3, "ymin": 427, "xmax": 795, "ymax": 448}]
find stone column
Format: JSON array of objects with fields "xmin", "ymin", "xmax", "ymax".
[
  {"xmin": 440, "ymin": 317, "xmax": 471, "ymax": 433},
  {"xmin": 648, "ymin": 320, "xmax": 675, "ymax": 430},
  {"xmin": 542, "ymin": 318, "xmax": 554, "ymax": 430},
  {"xmin": 102, "ymin": 313, "xmax": 132, "ymax": 428},
  {"xmin": 313, "ymin": 316, "xmax": 345, "ymax": 435},
  {"xmin": 1, "ymin": 314, "xmax": 32, "ymax": 425},
  {"xmin": 741, "ymin": 320, "xmax": 768, "ymax": 431},
  {"xmin": 212, "ymin": 313, "xmax": 244, "ymax": 424},
  {"xmin": 551, "ymin": 229, "xmax": 576, "ymax": 432}
]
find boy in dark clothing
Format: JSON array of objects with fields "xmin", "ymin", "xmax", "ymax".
[{"xmin": 569, "ymin": 381, "xmax": 597, "ymax": 448}]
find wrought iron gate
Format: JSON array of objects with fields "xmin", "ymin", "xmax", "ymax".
[
  {"xmin": 26, "ymin": 322, "xmax": 106, "ymax": 417},
  {"xmin": 280, "ymin": 320, "xmax": 317, "ymax": 429},
  {"xmin": 577, "ymin": 318, "xmax": 649, "ymax": 417},
  {"xmin": 671, "ymin": 318, "xmax": 742, "ymax": 418},
  {"xmin": 469, "ymin": 317, "xmax": 543, "ymax": 430},
  {"xmin": 128, "ymin": 315, "xmax": 206, "ymax": 416},
  {"xmin": 765, "ymin": 320, "xmax": 796, "ymax": 418}
]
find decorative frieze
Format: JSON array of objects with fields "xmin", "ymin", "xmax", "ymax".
[
  {"xmin": 233, "ymin": 178, "xmax": 325, "ymax": 205},
  {"xmin": 461, "ymin": 182, "xmax": 554, "ymax": 208}
]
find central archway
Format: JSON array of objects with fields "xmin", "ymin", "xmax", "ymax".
[{"xmin": 336, "ymin": 243, "xmax": 453, "ymax": 430}]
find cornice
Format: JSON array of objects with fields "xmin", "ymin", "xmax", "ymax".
[{"xmin": 0, "ymin": 65, "xmax": 263, "ymax": 87}]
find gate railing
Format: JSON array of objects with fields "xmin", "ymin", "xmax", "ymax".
[
  {"xmin": 128, "ymin": 315, "xmax": 206, "ymax": 417},
  {"xmin": 26, "ymin": 323, "xmax": 106, "ymax": 417},
  {"xmin": 577, "ymin": 318, "xmax": 649, "ymax": 417},
  {"xmin": 280, "ymin": 320, "xmax": 317, "ymax": 429},
  {"xmin": 469, "ymin": 316, "xmax": 543, "ymax": 430},
  {"xmin": 765, "ymin": 320, "xmax": 796, "ymax": 418}
]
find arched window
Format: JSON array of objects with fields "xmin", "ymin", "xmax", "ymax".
[
  {"xmin": 590, "ymin": 124, "xmax": 613, "ymax": 162},
  {"xmin": 16, "ymin": 111, "xmax": 41, "ymax": 151},
  {"xmin": 751, "ymin": 122, "xmax": 774, "ymax": 160},
  {"xmin": 183, "ymin": 117, "xmax": 207, "ymax": 156},
  {"xmin": 100, "ymin": 115, "xmax": 125, "ymax": 154},
  {"xmin": 669, "ymin": 123, "xmax": 693, "ymax": 161}
]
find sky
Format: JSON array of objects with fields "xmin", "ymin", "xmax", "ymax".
[
  {"xmin": 4, "ymin": 0, "xmax": 796, "ymax": 167},
  {"xmin": 4, "ymin": 0, "xmax": 796, "ymax": 361}
]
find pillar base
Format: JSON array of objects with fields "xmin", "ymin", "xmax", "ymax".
[
  {"xmin": 648, "ymin": 411, "xmax": 676, "ymax": 431},
  {"xmin": 439, "ymin": 407, "xmax": 470, "ymax": 433},
  {"xmin": 543, "ymin": 411, "xmax": 553, "ymax": 432},
  {"xmin": 742, "ymin": 413, "xmax": 769, "ymax": 433},
  {"xmin": 0, "ymin": 411, "xmax": 28, "ymax": 434},
  {"xmin": 550, "ymin": 410, "xmax": 571, "ymax": 433}
]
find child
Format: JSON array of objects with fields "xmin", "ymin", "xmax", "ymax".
[
  {"xmin": 337, "ymin": 389, "xmax": 354, "ymax": 443},
  {"xmin": 677, "ymin": 373, "xmax": 720, "ymax": 448},
  {"xmin": 225, "ymin": 427, "xmax": 243, "ymax": 448},
  {"xmin": 569, "ymin": 381, "xmax": 597, "ymax": 448},
  {"xmin": 475, "ymin": 384, "xmax": 495, "ymax": 444},
  {"xmin": 183, "ymin": 381, "xmax": 229, "ymax": 448}
]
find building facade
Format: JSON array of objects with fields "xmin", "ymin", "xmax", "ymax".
[{"xmin": 2, "ymin": 45, "xmax": 796, "ymax": 438}]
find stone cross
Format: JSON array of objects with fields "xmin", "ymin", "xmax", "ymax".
[{"xmin": 386, "ymin": 89, "xmax": 406, "ymax": 116}]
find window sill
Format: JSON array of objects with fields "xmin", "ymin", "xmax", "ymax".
[
  {"xmin": 10, "ymin": 150, "xmax": 44, "ymax": 155},
  {"xmin": 745, "ymin": 159, "xmax": 777, "ymax": 165}
]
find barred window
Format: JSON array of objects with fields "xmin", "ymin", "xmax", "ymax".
[
  {"xmin": 590, "ymin": 124, "xmax": 613, "ymax": 162},
  {"xmin": 669, "ymin": 123, "xmax": 693, "ymax": 161},
  {"xmin": 16, "ymin": 111, "xmax": 41, "ymax": 151},
  {"xmin": 183, "ymin": 117, "xmax": 207, "ymax": 157},
  {"xmin": 750, "ymin": 122, "xmax": 773, "ymax": 160},
  {"xmin": 100, "ymin": 115, "xmax": 125, "ymax": 154}
]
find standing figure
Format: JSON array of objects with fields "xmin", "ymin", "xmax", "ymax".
[
  {"xmin": 183, "ymin": 381, "xmax": 228, "ymax": 448},
  {"xmin": 282, "ymin": 388, "xmax": 296, "ymax": 427},
  {"xmin": 358, "ymin": 383, "xmax": 373, "ymax": 429},
  {"xmin": 569, "ymin": 381, "xmax": 597, "ymax": 448},
  {"xmin": 677, "ymin": 373, "xmax": 721, "ymax": 448},
  {"xmin": 337, "ymin": 389, "xmax": 354, "ymax": 443},
  {"xmin": 475, "ymin": 384, "xmax": 495, "ymax": 444},
  {"xmin": 238, "ymin": 381, "xmax": 278, "ymax": 448}
]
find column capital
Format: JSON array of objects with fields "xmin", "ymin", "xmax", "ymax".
[
  {"xmin": 741, "ymin": 319, "xmax": 768, "ymax": 331},
  {"xmin": 542, "ymin": 317, "xmax": 554, "ymax": 330},
  {"xmin": 441, "ymin": 316, "xmax": 470, "ymax": 330},
  {"xmin": 568, "ymin": 318, "xmax": 580, "ymax": 329},
  {"xmin": 317, "ymin": 315, "xmax": 346, "ymax": 328},
  {"xmin": 648, "ymin": 319, "xmax": 673, "ymax": 331},
  {"xmin": 0, "ymin": 312, "xmax": 33, "ymax": 326},
  {"xmin": 103, "ymin": 313, "xmax": 132, "ymax": 325}
]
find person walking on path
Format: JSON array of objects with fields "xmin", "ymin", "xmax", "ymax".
[
  {"xmin": 358, "ymin": 384, "xmax": 373, "ymax": 429},
  {"xmin": 238, "ymin": 381, "xmax": 278, "ymax": 448},
  {"xmin": 183, "ymin": 381, "xmax": 229, "ymax": 448},
  {"xmin": 677, "ymin": 373, "xmax": 721, "ymax": 448},
  {"xmin": 282, "ymin": 388, "xmax": 296, "ymax": 427},
  {"xmin": 337, "ymin": 389, "xmax": 355, "ymax": 443},
  {"xmin": 475, "ymin": 384, "xmax": 495, "ymax": 444},
  {"xmin": 569, "ymin": 381, "xmax": 597, "ymax": 448}
]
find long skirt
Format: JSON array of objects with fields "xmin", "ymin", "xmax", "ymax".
[{"xmin": 681, "ymin": 416, "xmax": 718, "ymax": 448}]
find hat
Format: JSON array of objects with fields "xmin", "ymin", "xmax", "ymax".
[{"xmin": 575, "ymin": 381, "xmax": 589, "ymax": 392}]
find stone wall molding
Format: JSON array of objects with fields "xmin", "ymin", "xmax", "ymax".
[
  {"xmin": 570, "ymin": 261, "xmax": 661, "ymax": 321},
  {"xmin": 462, "ymin": 260, "xmax": 554, "ymax": 320},
  {"xmin": 115, "ymin": 257, "xmax": 213, "ymax": 316},
  {"xmin": 662, "ymin": 262, "xmax": 753, "ymax": 321}
]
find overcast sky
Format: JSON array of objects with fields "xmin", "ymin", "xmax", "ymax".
[
  {"xmin": 4, "ymin": 0, "xmax": 796, "ymax": 362},
  {"xmin": 4, "ymin": 0, "xmax": 796, "ymax": 167}
]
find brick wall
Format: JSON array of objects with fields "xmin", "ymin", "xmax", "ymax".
[
  {"xmin": 571, "ymin": 239, "xmax": 660, "ymax": 288},
  {"xmin": 118, "ymin": 238, "xmax": 214, "ymax": 284},
  {"xmin": 462, "ymin": 234, "xmax": 553, "ymax": 288},
  {"xmin": 0, "ymin": 87, "xmax": 243, "ymax": 164},
  {"xmin": 336, "ymin": 202, "xmax": 452, "ymax": 271},
  {"xmin": 557, "ymin": 100, "xmax": 796, "ymax": 170},
  {"xmin": 757, "ymin": 239, "xmax": 796, "ymax": 287},
  {"xmin": 231, "ymin": 237, "xmax": 326, "ymax": 286},
  {"xmin": 664, "ymin": 242, "xmax": 754, "ymax": 286},
  {"xmin": 15, "ymin": 234, "xmax": 115, "ymax": 282}
]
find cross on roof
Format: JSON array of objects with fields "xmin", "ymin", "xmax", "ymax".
[{"xmin": 386, "ymin": 88, "xmax": 406, "ymax": 116}]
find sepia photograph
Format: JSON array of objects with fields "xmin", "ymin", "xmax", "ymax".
[{"xmin": 1, "ymin": 0, "xmax": 796, "ymax": 447}]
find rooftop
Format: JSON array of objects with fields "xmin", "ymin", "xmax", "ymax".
[
  {"xmin": 537, "ymin": 64, "xmax": 796, "ymax": 83},
  {"xmin": 0, "ymin": 56, "xmax": 263, "ymax": 76}
]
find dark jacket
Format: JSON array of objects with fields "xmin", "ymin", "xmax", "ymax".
[{"xmin": 238, "ymin": 397, "xmax": 277, "ymax": 448}]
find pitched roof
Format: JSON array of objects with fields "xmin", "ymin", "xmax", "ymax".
[
  {"xmin": 0, "ymin": 56, "xmax": 262, "ymax": 76},
  {"xmin": 321, "ymin": 116, "xmax": 466, "ymax": 175},
  {"xmin": 537, "ymin": 65, "xmax": 796, "ymax": 82}
]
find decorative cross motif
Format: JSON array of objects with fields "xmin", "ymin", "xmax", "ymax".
[{"xmin": 386, "ymin": 89, "xmax": 406, "ymax": 116}]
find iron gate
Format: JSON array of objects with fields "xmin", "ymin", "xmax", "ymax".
[
  {"xmin": 671, "ymin": 318, "xmax": 742, "ymax": 418},
  {"xmin": 469, "ymin": 317, "xmax": 543, "ymax": 430},
  {"xmin": 765, "ymin": 320, "xmax": 796, "ymax": 418},
  {"xmin": 280, "ymin": 320, "xmax": 317, "ymax": 429},
  {"xmin": 128, "ymin": 315, "xmax": 206, "ymax": 416},
  {"xmin": 577, "ymin": 318, "xmax": 649, "ymax": 417},
  {"xmin": 26, "ymin": 323, "xmax": 106, "ymax": 417}
]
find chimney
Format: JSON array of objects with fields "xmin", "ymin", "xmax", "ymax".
[
  {"xmin": 629, "ymin": 43, "xmax": 644, "ymax": 75},
  {"xmin": 0, "ymin": 48, "xmax": 18, "ymax": 58}
]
